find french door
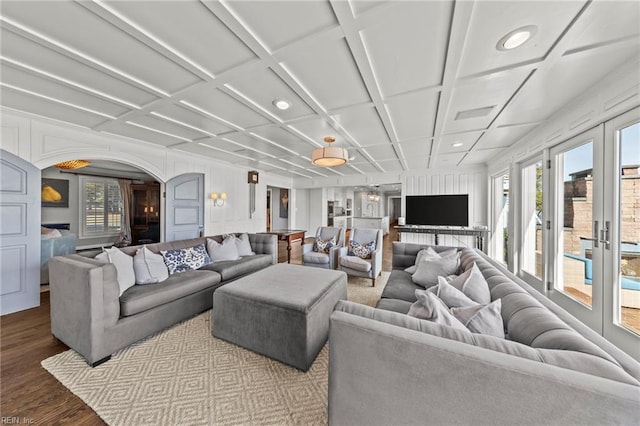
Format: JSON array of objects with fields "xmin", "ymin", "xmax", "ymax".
[{"xmin": 549, "ymin": 108, "xmax": 639, "ymax": 357}]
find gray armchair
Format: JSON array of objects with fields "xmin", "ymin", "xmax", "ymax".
[
  {"xmin": 338, "ymin": 228, "xmax": 383, "ymax": 287},
  {"xmin": 302, "ymin": 226, "xmax": 346, "ymax": 269}
]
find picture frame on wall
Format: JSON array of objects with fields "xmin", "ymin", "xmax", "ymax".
[
  {"xmin": 279, "ymin": 188, "xmax": 289, "ymax": 218},
  {"xmin": 41, "ymin": 178, "xmax": 69, "ymax": 208}
]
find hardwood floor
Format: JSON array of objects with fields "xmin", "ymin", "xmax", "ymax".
[{"xmin": 0, "ymin": 291, "xmax": 105, "ymax": 425}]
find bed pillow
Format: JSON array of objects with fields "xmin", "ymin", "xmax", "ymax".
[
  {"xmin": 411, "ymin": 256, "xmax": 459, "ymax": 289},
  {"xmin": 95, "ymin": 247, "xmax": 135, "ymax": 295},
  {"xmin": 451, "ymin": 299, "xmax": 505, "ymax": 338},
  {"xmin": 408, "ymin": 290, "xmax": 468, "ymax": 332},
  {"xmin": 207, "ymin": 236, "xmax": 241, "ymax": 262},
  {"xmin": 133, "ymin": 245, "xmax": 169, "ymax": 284},
  {"xmin": 161, "ymin": 243, "xmax": 212, "ymax": 275},
  {"xmin": 448, "ymin": 262, "xmax": 491, "ymax": 304}
]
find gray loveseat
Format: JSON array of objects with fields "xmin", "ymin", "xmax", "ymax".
[
  {"xmin": 49, "ymin": 233, "xmax": 277, "ymax": 367},
  {"xmin": 329, "ymin": 242, "xmax": 640, "ymax": 425}
]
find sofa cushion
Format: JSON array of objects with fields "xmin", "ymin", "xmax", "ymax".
[
  {"xmin": 451, "ymin": 299, "xmax": 505, "ymax": 338},
  {"xmin": 340, "ymin": 255, "xmax": 372, "ymax": 272},
  {"xmin": 411, "ymin": 256, "xmax": 458, "ymax": 288},
  {"xmin": 161, "ymin": 244, "xmax": 212, "ymax": 275},
  {"xmin": 120, "ymin": 269, "xmax": 221, "ymax": 317},
  {"xmin": 199, "ymin": 254, "xmax": 273, "ymax": 281},
  {"xmin": 408, "ymin": 290, "xmax": 469, "ymax": 332},
  {"xmin": 376, "ymin": 298, "xmax": 413, "ymax": 314},
  {"xmin": 207, "ymin": 236, "xmax": 240, "ymax": 262},
  {"xmin": 133, "ymin": 246, "xmax": 169, "ymax": 285},
  {"xmin": 380, "ymin": 270, "xmax": 422, "ymax": 302},
  {"xmin": 303, "ymin": 251, "xmax": 330, "ymax": 265},
  {"xmin": 447, "ymin": 262, "xmax": 491, "ymax": 304}
]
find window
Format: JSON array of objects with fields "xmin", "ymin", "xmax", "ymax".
[
  {"xmin": 490, "ymin": 172, "xmax": 510, "ymax": 266},
  {"xmin": 80, "ymin": 177, "xmax": 123, "ymax": 237},
  {"xmin": 521, "ymin": 160, "xmax": 543, "ymax": 279}
]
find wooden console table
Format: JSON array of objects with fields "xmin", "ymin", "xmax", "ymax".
[
  {"xmin": 395, "ymin": 226, "xmax": 488, "ymax": 251},
  {"xmin": 260, "ymin": 229, "xmax": 306, "ymax": 263}
]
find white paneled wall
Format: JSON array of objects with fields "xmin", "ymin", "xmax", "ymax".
[
  {"xmin": 402, "ymin": 166, "xmax": 487, "ymax": 247},
  {"xmin": 0, "ymin": 109, "xmax": 292, "ymax": 238}
]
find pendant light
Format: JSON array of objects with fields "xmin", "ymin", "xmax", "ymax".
[{"xmin": 311, "ymin": 137, "xmax": 348, "ymax": 167}]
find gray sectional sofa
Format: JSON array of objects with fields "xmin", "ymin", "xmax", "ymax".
[
  {"xmin": 329, "ymin": 242, "xmax": 640, "ymax": 425},
  {"xmin": 49, "ymin": 233, "xmax": 277, "ymax": 367}
]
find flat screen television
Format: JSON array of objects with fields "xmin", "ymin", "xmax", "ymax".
[{"xmin": 405, "ymin": 194, "xmax": 469, "ymax": 227}]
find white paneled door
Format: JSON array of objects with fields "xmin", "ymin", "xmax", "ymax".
[
  {"xmin": 0, "ymin": 149, "xmax": 40, "ymax": 315},
  {"xmin": 165, "ymin": 173, "xmax": 204, "ymax": 242}
]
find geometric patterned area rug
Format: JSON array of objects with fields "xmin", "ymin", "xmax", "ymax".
[{"xmin": 41, "ymin": 272, "xmax": 388, "ymax": 426}]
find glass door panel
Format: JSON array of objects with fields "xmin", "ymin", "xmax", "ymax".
[
  {"xmin": 521, "ymin": 161, "xmax": 543, "ymax": 279},
  {"xmin": 618, "ymin": 122, "xmax": 640, "ymax": 335}
]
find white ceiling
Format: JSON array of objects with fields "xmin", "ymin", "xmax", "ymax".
[{"xmin": 1, "ymin": 1, "xmax": 638, "ymax": 180}]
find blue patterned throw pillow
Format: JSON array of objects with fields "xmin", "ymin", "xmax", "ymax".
[
  {"xmin": 313, "ymin": 236, "xmax": 336, "ymax": 253},
  {"xmin": 348, "ymin": 240, "xmax": 376, "ymax": 259},
  {"xmin": 161, "ymin": 243, "xmax": 212, "ymax": 275}
]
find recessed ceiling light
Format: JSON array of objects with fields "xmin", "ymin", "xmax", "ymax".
[
  {"xmin": 273, "ymin": 99, "xmax": 291, "ymax": 110},
  {"xmin": 497, "ymin": 25, "xmax": 537, "ymax": 51},
  {"xmin": 452, "ymin": 142, "xmax": 464, "ymax": 148}
]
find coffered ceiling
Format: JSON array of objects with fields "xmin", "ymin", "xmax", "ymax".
[{"xmin": 1, "ymin": 1, "xmax": 638, "ymax": 180}]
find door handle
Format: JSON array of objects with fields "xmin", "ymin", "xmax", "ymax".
[
  {"xmin": 600, "ymin": 220, "xmax": 610, "ymax": 250},
  {"xmin": 580, "ymin": 220, "xmax": 599, "ymax": 248}
]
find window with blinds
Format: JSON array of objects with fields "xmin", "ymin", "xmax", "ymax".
[{"xmin": 80, "ymin": 177, "xmax": 123, "ymax": 237}]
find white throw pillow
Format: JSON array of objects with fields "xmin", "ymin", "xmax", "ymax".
[
  {"xmin": 411, "ymin": 256, "xmax": 459, "ymax": 288},
  {"xmin": 447, "ymin": 262, "xmax": 491, "ymax": 305},
  {"xmin": 96, "ymin": 247, "xmax": 135, "ymax": 296},
  {"xmin": 405, "ymin": 247, "xmax": 458, "ymax": 274},
  {"xmin": 407, "ymin": 290, "xmax": 469, "ymax": 332},
  {"xmin": 451, "ymin": 299, "xmax": 505, "ymax": 338},
  {"xmin": 233, "ymin": 233, "xmax": 255, "ymax": 256},
  {"xmin": 207, "ymin": 236, "xmax": 240, "ymax": 262},
  {"xmin": 133, "ymin": 246, "xmax": 169, "ymax": 285},
  {"xmin": 428, "ymin": 276, "xmax": 479, "ymax": 308}
]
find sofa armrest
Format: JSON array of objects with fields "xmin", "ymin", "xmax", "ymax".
[
  {"xmin": 49, "ymin": 256, "xmax": 121, "ymax": 364},
  {"xmin": 249, "ymin": 233, "xmax": 278, "ymax": 264},
  {"xmin": 329, "ymin": 310, "xmax": 640, "ymax": 425}
]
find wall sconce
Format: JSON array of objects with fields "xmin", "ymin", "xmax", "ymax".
[{"xmin": 210, "ymin": 192, "xmax": 227, "ymax": 207}]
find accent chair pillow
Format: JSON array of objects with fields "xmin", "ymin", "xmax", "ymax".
[
  {"xmin": 428, "ymin": 276, "xmax": 479, "ymax": 308},
  {"xmin": 407, "ymin": 290, "xmax": 469, "ymax": 332},
  {"xmin": 207, "ymin": 236, "xmax": 241, "ymax": 262},
  {"xmin": 405, "ymin": 247, "xmax": 459, "ymax": 274},
  {"xmin": 95, "ymin": 247, "xmax": 136, "ymax": 295},
  {"xmin": 133, "ymin": 245, "xmax": 169, "ymax": 285},
  {"xmin": 411, "ymin": 256, "xmax": 458, "ymax": 289},
  {"xmin": 348, "ymin": 240, "xmax": 376, "ymax": 259},
  {"xmin": 314, "ymin": 236, "xmax": 336, "ymax": 253},
  {"xmin": 447, "ymin": 262, "xmax": 491, "ymax": 304},
  {"xmin": 232, "ymin": 233, "xmax": 255, "ymax": 256},
  {"xmin": 161, "ymin": 243, "xmax": 212, "ymax": 275},
  {"xmin": 450, "ymin": 299, "xmax": 505, "ymax": 339}
]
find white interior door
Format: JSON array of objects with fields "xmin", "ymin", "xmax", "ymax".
[
  {"xmin": 165, "ymin": 173, "xmax": 204, "ymax": 241},
  {"xmin": 0, "ymin": 149, "xmax": 41, "ymax": 315}
]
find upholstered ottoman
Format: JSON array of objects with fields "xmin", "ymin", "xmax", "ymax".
[{"xmin": 212, "ymin": 263, "xmax": 348, "ymax": 371}]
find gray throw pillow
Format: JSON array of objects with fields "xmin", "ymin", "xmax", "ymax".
[
  {"xmin": 411, "ymin": 256, "xmax": 458, "ymax": 288},
  {"xmin": 408, "ymin": 290, "xmax": 469, "ymax": 332},
  {"xmin": 404, "ymin": 247, "xmax": 458, "ymax": 274},
  {"xmin": 133, "ymin": 245, "xmax": 169, "ymax": 284},
  {"xmin": 233, "ymin": 233, "xmax": 255, "ymax": 256},
  {"xmin": 428, "ymin": 276, "xmax": 479, "ymax": 308},
  {"xmin": 207, "ymin": 236, "xmax": 241, "ymax": 262},
  {"xmin": 451, "ymin": 299, "xmax": 505, "ymax": 338},
  {"xmin": 447, "ymin": 262, "xmax": 491, "ymax": 304}
]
